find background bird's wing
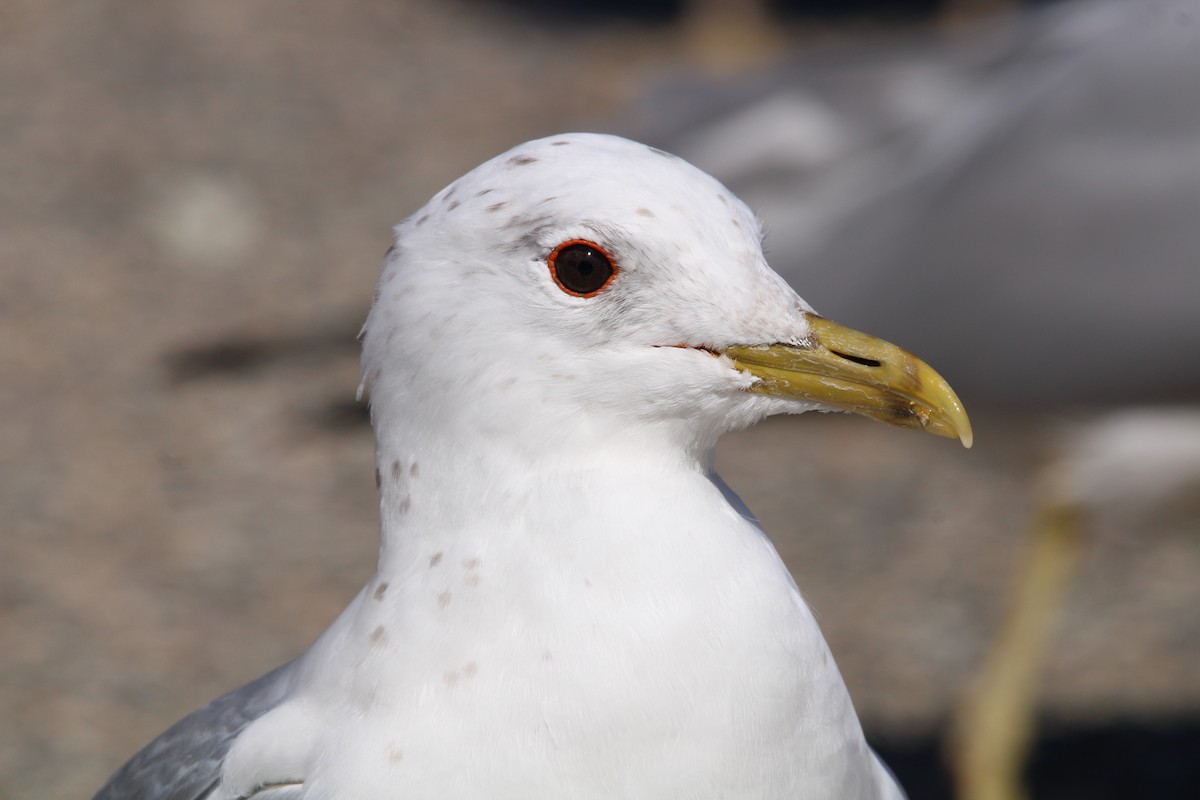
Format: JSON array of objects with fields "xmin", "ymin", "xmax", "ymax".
[{"xmin": 91, "ymin": 660, "xmax": 297, "ymax": 800}]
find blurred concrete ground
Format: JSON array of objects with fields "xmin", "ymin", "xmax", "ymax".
[{"xmin": 1, "ymin": 1, "xmax": 1197, "ymax": 799}]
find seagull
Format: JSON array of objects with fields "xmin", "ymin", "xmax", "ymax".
[{"xmin": 94, "ymin": 133, "xmax": 971, "ymax": 800}]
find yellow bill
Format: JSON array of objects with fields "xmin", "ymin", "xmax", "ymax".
[{"xmin": 724, "ymin": 314, "xmax": 973, "ymax": 448}]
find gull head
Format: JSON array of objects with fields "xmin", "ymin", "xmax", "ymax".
[{"xmin": 360, "ymin": 133, "xmax": 970, "ymax": 461}]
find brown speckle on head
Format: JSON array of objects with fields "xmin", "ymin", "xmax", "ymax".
[
  {"xmin": 369, "ymin": 625, "xmax": 389, "ymax": 647},
  {"xmin": 462, "ymin": 557, "xmax": 481, "ymax": 570},
  {"xmin": 646, "ymin": 146, "xmax": 673, "ymax": 159},
  {"xmin": 391, "ymin": 460, "xmax": 402, "ymax": 482},
  {"xmin": 499, "ymin": 217, "xmax": 558, "ymax": 256},
  {"xmin": 374, "ymin": 467, "xmax": 381, "ymax": 489},
  {"xmin": 444, "ymin": 663, "xmax": 478, "ymax": 687},
  {"xmin": 465, "ymin": 574, "xmax": 480, "ymax": 588},
  {"xmin": 475, "ymin": 187, "xmax": 494, "ymax": 197},
  {"xmin": 415, "ymin": 213, "xmax": 429, "ymax": 227},
  {"xmin": 636, "ymin": 207, "xmax": 656, "ymax": 218},
  {"xmin": 398, "ymin": 496, "xmax": 412, "ymax": 514},
  {"xmin": 388, "ymin": 747, "xmax": 404, "ymax": 765},
  {"xmin": 551, "ymin": 140, "xmax": 570, "ymax": 146},
  {"xmin": 542, "ymin": 650, "xmax": 553, "ymax": 662},
  {"xmin": 373, "ymin": 582, "xmax": 389, "ymax": 601},
  {"xmin": 508, "ymin": 154, "xmax": 538, "ymax": 166},
  {"xmin": 447, "ymin": 200, "xmax": 460, "ymax": 212},
  {"xmin": 437, "ymin": 591, "xmax": 452, "ymax": 609},
  {"xmin": 429, "ymin": 552, "xmax": 443, "ymax": 568},
  {"xmin": 409, "ymin": 462, "xmax": 420, "ymax": 478},
  {"xmin": 717, "ymin": 194, "xmax": 728, "ymax": 205},
  {"xmin": 731, "ymin": 218, "xmax": 741, "ymax": 230},
  {"xmin": 486, "ymin": 201, "xmax": 507, "ymax": 213}
]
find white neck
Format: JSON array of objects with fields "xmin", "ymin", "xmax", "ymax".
[
  {"xmin": 368, "ymin": 379, "xmax": 715, "ymax": 578},
  {"xmin": 289, "ymin": 371, "xmax": 897, "ymax": 799},
  {"xmin": 364, "ymin": 347, "xmax": 724, "ymax": 578}
]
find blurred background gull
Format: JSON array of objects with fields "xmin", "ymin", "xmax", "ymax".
[{"xmin": 1, "ymin": 1, "xmax": 1197, "ymax": 798}]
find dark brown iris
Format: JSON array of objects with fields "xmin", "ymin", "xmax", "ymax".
[{"xmin": 548, "ymin": 240, "xmax": 616, "ymax": 297}]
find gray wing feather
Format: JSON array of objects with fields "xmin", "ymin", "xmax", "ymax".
[{"xmin": 92, "ymin": 660, "xmax": 297, "ymax": 800}]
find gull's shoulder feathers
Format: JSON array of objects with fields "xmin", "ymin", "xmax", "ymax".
[{"xmin": 91, "ymin": 661, "xmax": 297, "ymax": 800}]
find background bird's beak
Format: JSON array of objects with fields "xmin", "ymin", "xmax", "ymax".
[{"xmin": 724, "ymin": 314, "xmax": 973, "ymax": 448}]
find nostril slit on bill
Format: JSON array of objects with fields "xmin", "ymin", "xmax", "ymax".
[{"xmin": 831, "ymin": 350, "xmax": 882, "ymax": 368}]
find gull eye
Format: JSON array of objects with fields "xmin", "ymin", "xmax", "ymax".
[{"xmin": 548, "ymin": 240, "xmax": 616, "ymax": 298}]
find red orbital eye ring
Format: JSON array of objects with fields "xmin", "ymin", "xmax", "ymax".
[{"xmin": 547, "ymin": 240, "xmax": 617, "ymax": 298}]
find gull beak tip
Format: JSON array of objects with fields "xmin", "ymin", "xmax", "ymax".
[{"xmin": 955, "ymin": 416, "xmax": 974, "ymax": 450}]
